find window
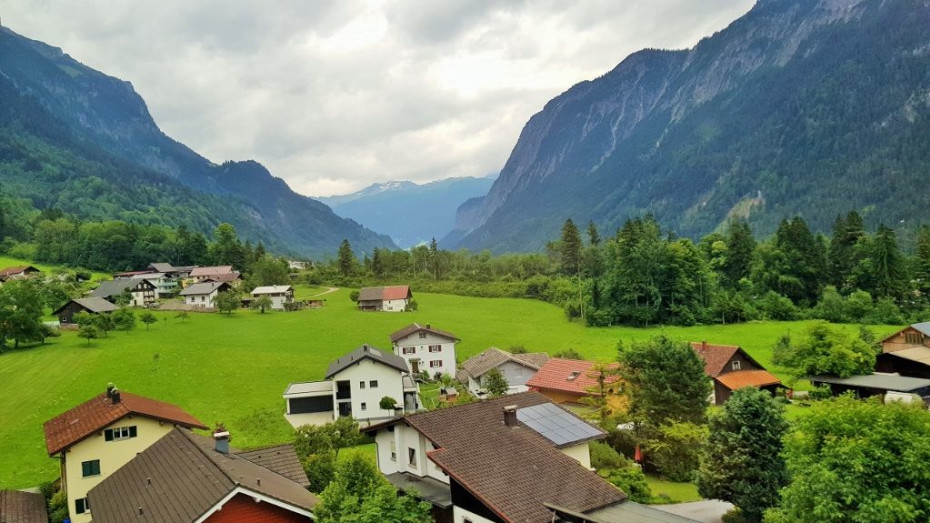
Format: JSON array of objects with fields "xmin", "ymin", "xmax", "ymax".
[
  {"xmin": 360, "ymin": 381, "xmax": 366, "ymax": 389},
  {"xmin": 81, "ymin": 460, "xmax": 100, "ymax": 477},
  {"xmin": 906, "ymin": 332, "xmax": 925, "ymax": 345},
  {"xmin": 390, "ymin": 442, "xmax": 397, "ymax": 461},
  {"xmin": 731, "ymin": 360, "xmax": 741, "ymax": 371},
  {"xmin": 361, "ymin": 403, "xmax": 367, "ymax": 411},
  {"xmin": 418, "ymin": 332, "xmax": 427, "ymax": 339},
  {"xmin": 104, "ymin": 426, "xmax": 137, "ymax": 441},
  {"xmin": 403, "ymin": 347, "xmax": 416, "ymax": 354},
  {"xmin": 75, "ymin": 498, "xmax": 90, "ymax": 514},
  {"xmin": 428, "ymin": 345, "xmax": 442, "ymax": 353},
  {"xmin": 430, "ymin": 360, "xmax": 442, "ymax": 368},
  {"xmin": 408, "ymin": 448, "xmax": 417, "ymax": 466},
  {"xmin": 370, "ymin": 380, "xmax": 378, "ymax": 388}
]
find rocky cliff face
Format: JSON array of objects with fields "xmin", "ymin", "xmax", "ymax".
[{"xmin": 447, "ymin": 0, "xmax": 930, "ymax": 252}]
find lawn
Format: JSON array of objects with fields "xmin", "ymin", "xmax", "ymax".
[
  {"xmin": 0, "ymin": 286, "xmax": 898, "ymax": 488},
  {"xmin": 0, "ymin": 255, "xmax": 110, "ymax": 281},
  {"xmin": 645, "ymin": 475, "xmax": 702, "ymax": 504}
]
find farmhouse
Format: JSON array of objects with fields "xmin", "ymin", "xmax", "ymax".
[
  {"xmin": 43, "ymin": 386, "xmax": 207, "ymax": 523},
  {"xmin": 90, "ymin": 279, "xmax": 157, "ymax": 307},
  {"xmin": 457, "ymin": 347, "xmax": 549, "ymax": 396},
  {"xmin": 190, "ymin": 265, "xmax": 238, "ymax": 283},
  {"xmin": 390, "ymin": 323, "xmax": 459, "ymax": 377},
  {"xmin": 358, "ymin": 285, "xmax": 412, "ymax": 312},
  {"xmin": 362, "ymin": 392, "xmax": 689, "ymax": 523},
  {"xmin": 876, "ymin": 322, "xmax": 930, "ymax": 379},
  {"xmin": 52, "ymin": 297, "xmax": 119, "ymax": 324},
  {"xmin": 283, "ymin": 344, "xmax": 420, "ymax": 426},
  {"xmin": 0, "ymin": 265, "xmax": 40, "ymax": 282},
  {"xmin": 526, "ymin": 358, "xmax": 621, "ymax": 406},
  {"xmin": 0, "ymin": 490, "xmax": 48, "ymax": 523},
  {"xmin": 809, "ymin": 373, "xmax": 930, "ymax": 405},
  {"xmin": 87, "ymin": 427, "xmax": 317, "ymax": 522},
  {"xmin": 691, "ymin": 341, "xmax": 783, "ymax": 405},
  {"xmin": 180, "ymin": 281, "xmax": 231, "ymax": 309},
  {"xmin": 251, "ymin": 285, "xmax": 295, "ymax": 310}
]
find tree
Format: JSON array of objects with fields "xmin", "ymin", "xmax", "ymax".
[
  {"xmin": 139, "ymin": 311, "xmax": 158, "ymax": 330},
  {"xmin": 337, "ymin": 239, "xmax": 357, "ymax": 277},
  {"xmin": 865, "ymin": 224, "xmax": 906, "ymax": 300},
  {"xmin": 112, "ymin": 308, "xmax": 136, "ymax": 331},
  {"xmin": 174, "ymin": 310, "xmax": 189, "ymax": 322},
  {"xmin": 379, "ymin": 396, "xmax": 397, "ymax": 410},
  {"xmin": 913, "ymin": 225, "xmax": 930, "ymax": 299},
  {"xmin": 214, "ymin": 290, "xmax": 240, "ymax": 315},
  {"xmin": 765, "ymin": 396, "xmax": 930, "ymax": 523},
  {"xmin": 587, "ymin": 221, "xmax": 600, "ymax": 246},
  {"xmin": 775, "ymin": 321, "xmax": 876, "ymax": 379},
  {"xmin": 95, "ymin": 313, "xmax": 115, "ymax": 337},
  {"xmin": 721, "ymin": 220, "xmax": 756, "ymax": 289},
  {"xmin": 559, "ymin": 219, "xmax": 583, "ymax": 275},
  {"xmin": 0, "ymin": 280, "xmax": 46, "ymax": 349},
  {"xmin": 697, "ymin": 388, "xmax": 788, "ymax": 522},
  {"xmin": 304, "ymin": 450, "xmax": 337, "ymax": 493},
  {"xmin": 314, "ymin": 453, "xmax": 432, "ymax": 523},
  {"xmin": 349, "ymin": 290, "xmax": 360, "ymax": 303},
  {"xmin": 77, "ymin": 324, "xmax": 98, "ymax": 345},
  {"xmin": 251, "ymin": 295, "xmax": 273, "ymax": 314},
  {"xmin": 483, "ymin": 367, "xmax": 509, "ymax": 396},
  {"xmin": 247, "ymin": 255, "xmax": 290, "ymax": 287}
]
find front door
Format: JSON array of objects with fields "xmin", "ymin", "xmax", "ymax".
[
  {"xmin": 411, "ymin": 359, "xmax": 420, "ymax": 374},
  {"xmin": 338, "ymin": 402, "xmax": 352, "ymax": 417}
]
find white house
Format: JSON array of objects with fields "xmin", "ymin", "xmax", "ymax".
[
  {"xmin": 357, "ymin": 285, "xmax": 412, "ymax": 312},
  {"xmin": 283, "ymin": 345, "xmax": 420, "ymax": 426},
  {"xmin": 179, "ymin": 281, "xmax": 230, "ymax": 309},
  {"xmin": 457, "ymin": 347, "xmax": 549, "ymax": 396},
  {"xmin": 390, "ymin": 323, "xmax": 459, "ymax": 378},
  {"xmin": 251, "ymin": 285, "xmax": 295, "ymax": 310},
  {"xmin": 90, "ymin": 279, "xmax": 157, "ymax": 307}
]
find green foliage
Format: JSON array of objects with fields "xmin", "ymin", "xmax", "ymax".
[
  {"xmin": 0, "ymin": 280, "xmax": 45, "ymax": 349},
  {"xmin": 251, "ymin": 295, "xmax": 273, "ymax": 314},
  {"xmin": 139, "ymin": 311, "xmax": 157, "ymax": 330},
  {"xmin": 765, "ymin": 396, "xmax": 930, "ymax": 523},
  {"xmin": 112, "ymin": 308, "xmax": 136, "ymax": 331},
  {"xmin": 48, "ymin": 489, "xmax": 69, "ymax": 523},
  {"xmin": 349, "ymin": 290, "xmax": 360, "ymax": 303},
  {"xmin": 214, "ymin": 290, "xmax": 240, "ymax": 315},
  {"xmin": 553, "ymin": 348, "xmax": 584, "ymax": 359},
  {"xmin": 378, "ymin": 396, "xmax": 397, "ymax": 410},
  {"xmin": 174, "ymin": 310, "xmax": 189, "ymax": 322},
  {"xmin": 304, "ymin": 450, "xmax": 337, "ymax": 493},
  {"xmin": 483, "ymin": 367, "xmax": 509, "ymax": 396},
  {"xmin": 600, "ymin": 465, "xmax": 653, "ymax": 504},
  {"xmin": 338, "ymin": 239, "xmax": 357, "ymax": 277},
  {"xmin": 697, "ymin": 388, "xmax": 788, "ymax": 522},
  {"xmin": 77, "ymin": 324, "xmax": 98, "ymax": 345},
  {"xmin": 590, "ymin": 441, "xmax": 630, "ymax": 470},
  {"xmin": 404, "ymin": 298, "xmax": 418, "ymax": 312},
  {"xmin": 642, "ymin": 421, "xmax": 707, "ymax": 482},
  {"xmin": 293, "ymin": 417, "xmax": 369, "ymax": 460},
  {"xmin": 775, "ymin": 321, "xmax": 877, "ymax": 379},
  {"xmin": 559, "ymin": 218, "xmax": 583, "ymax": 275}
]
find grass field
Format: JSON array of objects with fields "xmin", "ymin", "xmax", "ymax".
[
  {"xmin": 0, "ymin": 256, "xmax": 110, "ymax": 281},
  {"xmin": 645, "ymin": 475, "xmax": 702, "ymax": 504},
  {"xmin": 0, "ymin": 285, "xmax": 898, "ymax": 488}
]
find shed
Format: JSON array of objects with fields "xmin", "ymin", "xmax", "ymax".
[{"xmin": 52, "ymin": 297, "xmax": 120, "ymax": 324}]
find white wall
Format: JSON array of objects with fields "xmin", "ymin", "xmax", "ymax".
[
  {"xmin": 393, "ymin": 331, "xmax": 457, "ymax": 378},
  {"xmin": 333, "ymin": 359, "xmax": 406, "ymax": 422},
  {"xmin": 373, "ymin": 424, "xmax": 449, "ymax": 483},
  {"xmin": 382, "ymin": 298, "xmax": 408, "ymax": 312},
  {"xmin": 560, "ymin": 442, "xmax": 592, "ymax": 469},
  {"xmin": 494, "ymin": 360, "xmax": 536, "ymax": 389},
  {"xmin": 184, "ymin": 290, "xmax": 218, "ymax": 308},
  {"xmin": 453, "ymin": 506, "xmax": 497, "ymax": 523}
]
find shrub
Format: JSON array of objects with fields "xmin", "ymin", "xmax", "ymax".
[
  {"xmin": 348, "ymin": 290, "xmax": 359, "ymax": 303},
  {"xmin": 642, "ymin": 421, "xmax": 707, "ymax": 482},
  {"xmin": 605, "ymin": 466, "xmax": 652, "ymax": 504},
  {"xmin": 590, "ymin": 441, "xmax": 630, "ymax": 470},
  {"xmin": 379, "ymin": 396, "xmax": 398, "ymax": 410},
  {"xmin": 304, "ymin": 450, "xmax": 337, "ymax": 493}
]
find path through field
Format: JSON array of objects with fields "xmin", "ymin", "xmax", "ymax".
[{"xmin": 309, "ymin": 286, "xmax": 339, "ymax": 297}]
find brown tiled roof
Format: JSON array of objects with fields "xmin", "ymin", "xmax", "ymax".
[
  {"xmin": 0, "ymin": 266, "xmax": 38, "ymax": 278},
  {"xmin": 358, "ymin": 286, "xmax": 384, "ymax": 301},
  {"xmin": 190, "ymin": 265, "xmax": 234, "ymax": 277},
  {"xmin": 236, "ymin": 444, "xmax": 310, "ymax": 487},
  {"xmin": 525, "ymin": 359, "xmax": 620, "ymax": 396},
  {"xmin": 43, "ymin": 391, "xmax": 208, "ymax": 456},
  {"xmin": 390, "ymin": 323, "xmax": 459, "ymax": 343},
  {"xmin": 0, "ymin": 490, "xmax": 48, "ymax": 523},
  {"xmin": 690, "ymin": 342, "xmax": 744, "ymax": 377},
  {"xmin": 716, "ymin": 370, "xmax": 782, "ymax": 391},
  {"xmin": 203, "ymin": 272, "xmax": 241, "ymax": 283},
  {"xmin": 392, "ymin": 393, "xmax": 624, "ymax": 522},
  {"xmin": 459, "ymin": 348, "xmax": 549, "ymax": 381},
  {"xmin": 87, "ymin": 428, "xmax": 318, "ymax": 523}
]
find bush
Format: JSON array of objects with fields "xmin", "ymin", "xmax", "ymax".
[
  {"xmin": 809, "ymin": 384, "xmax": 833, "ymax": 401},
  {"xmin": 605, "ymin": 466, "xmax": 652, "ymax": 503},
  {"xmin": 758, "ymin": 291, "xmax": 799, "ymax": 320},
  {"xmin": 379, "ymin": 396, "xmax": 398, "ymax": 410},
  {"xmin": 590, "ymin": 441, "xmax": 630, "ymax": 470},
  {"xmin": 642, "ymin": 422, "xmax": 707, "ymax": 482},
  {"xmin": 348, "ymin": 290, "xmax": 359, "ymax": 303},
  {"xmin": 304, "ymin": 450, "xmax": 337, "ymax": 493},
  {"xmin": 405, "ymin": 299, "xmax": 418, "ymax": 311}
]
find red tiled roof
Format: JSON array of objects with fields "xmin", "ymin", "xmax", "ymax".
[
  {"xmin": 44, "ymin": 391, "xmax": 208, "ymax": 456},
  {"xmin": 690, "ymin": 342, "xmax": 743, "ymax": 377},
  {"xmin": 525, "ymin": 358, "xmax": 620, "ymax": 396},
  {"xmin": 716, "ymin": 370, "xmax": 782, "ymax": 391},
  {"xmin": 0, "ymin": 266, "xmax": 38, "ymax": 277},
  {"xmin": 382, "ymin": 285, "xmax": 411, "ymax": 300}
]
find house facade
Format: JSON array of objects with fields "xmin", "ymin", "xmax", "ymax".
[
  {"xmin": 691, "ymin": 341, "xmax": 782, "ymax": 405},
  {"xmin": 526, "ymin": 358, "xmax": 621, "ymax": 406},
  {"xmin": 876, "ymin": 323, "xmax": 930, "ymax": 379},
  {"xmin": 90, "ymin": 279, "xmax": 157, "ymax": 307},
  {"xmin": 190, "ymin": 265, "xmax": 237, "ymax": 283},
  {"xmin": 180, "ymin": 281, "xmax": 230, "ymax": 309},
  {"xmin": 0, "ymin": 265, "xmax": 40, "ymax": 282},
  {"xmin": 390, "ymin": 323, "xmax": 459, "ymax": 377},
  {"xmin": 457, "ymin": 347, "xmax": 549, "ymax": 396},
  {"xmin": 251, "ymin": 285, "xmax": 295, "ymax": 310},
  {"xmin": 358, "ymin": 285, "xmax": 412, "ymax": 312},
  {"xmin": 43, "ymin": 387, "xmax": 207, "ymax": 523}
]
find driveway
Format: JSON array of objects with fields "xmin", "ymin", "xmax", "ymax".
[{"xmin": 653, "ymin": 500, "xmax": 733, "ymax": 523}]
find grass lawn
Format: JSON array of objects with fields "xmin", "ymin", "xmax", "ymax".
[
  {"xmin": 0, "ymin": 255, "xmax": 110, "ymax": 281},
  {"xmin": 644, "ymin": 475, "xmax": 702, "ymax": 504},
  {"xmin": 0, "ymin": 285, "xmax": 899, "ymax": 488}
]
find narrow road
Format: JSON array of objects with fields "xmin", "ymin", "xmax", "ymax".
[{"xmin": 309, "ymin": 286, "xmax": 339, "ymax": 297}]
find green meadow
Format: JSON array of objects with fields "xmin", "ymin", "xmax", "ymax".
[{"xmin": 0, "ymin": 286, "xmax": 898, "ymax": 488}]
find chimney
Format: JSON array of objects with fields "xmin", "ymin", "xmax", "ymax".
[
  {"xmin": 214, "ymin": 428, "xmax": 230, "ymax": 454},
  {"xmin": 110, "ymin": 388, "xmax": 121, "ymax": 404},
  {"xmin": 106, "ymin": 383, "xmax": 116, "ymax": 396},
  {"xmin": 503, "ymin": 405, "xmax": 518, "ymax": 427}
]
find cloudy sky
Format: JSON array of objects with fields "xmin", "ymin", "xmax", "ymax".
[{"xmin": 2, "ymin": 0, "xmax": 753, "ymax": 197}]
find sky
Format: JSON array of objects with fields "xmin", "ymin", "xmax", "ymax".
[{"xmin": 1, "ymin": 0, "xmax": 754, "ymax": 197}]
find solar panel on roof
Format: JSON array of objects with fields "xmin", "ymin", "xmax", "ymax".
[{"xmin": 516, "ymin": 404, "xmax": 602, "ymax": 447}]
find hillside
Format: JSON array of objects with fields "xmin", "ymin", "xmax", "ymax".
[
  {"xmin": 319, "ymin": 176, "xmax": 495, "ymax": 248},
  {"xmin": 0, "ymin": 26, "xmax": 395, "ymax": 257},
  {"xmin": 445, "ymin": 0, "xmax": 930, "ymax": 252}
]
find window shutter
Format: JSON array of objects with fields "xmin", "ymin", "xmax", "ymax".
[
  {"xmin": 104, "ymin": 429, "xmax": 113, "ymax": 441},
  {"xmin": 129, "ymin": 426, "xmax": 137, "ymax": 438}
]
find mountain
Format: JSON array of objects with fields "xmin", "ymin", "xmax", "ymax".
[
  {"xmin": 445, "ymin": 0, "xmax": 930, "ymax": 253},
  {"xmin": 319, "ymin": 176, "xmax": 495, "ymax": 248},
  {"xmin": 0, "ymin": 26, "xmax": 395, "ymax": 257}
]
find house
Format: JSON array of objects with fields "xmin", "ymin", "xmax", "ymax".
[
  {"xmin": 288, "ymin": 260, "xmax": 310, "ymax": 270},
  {"xmin": 190, "ymin": 265, "xmax": 237, "ymax": 283},
  {"xmin": 113, "ymin": 270, "xmax": 155, "ymax": 279},
  {"xmin": 362, "ymin": 392, "xmax": 691, "ymax": 523},
  {"xmin": 43, "ymin": 386, "xmax": 208, "ymax": 523},
  {"xmin": 284, "ymin": 344, "xmax": 420, "ymax": 426},
  {"xmin": 251, "ymin": 285, "xmax": 295, "ymax": 310},
  {"xmin": 90, "ymin": 279, "xmax": 157, "ymax": 307},
  {"xmin": 0, "ymin": 490, "xmax": 49, "ymax": 523},
  {"xmin": 526, "ymin": 358, "xmax": 622, "ymax": 407},
  {"xmin": 876, "ymin": 322, "xmax": 930, "ymax": 379},
  {"xmin": 0, "ymin": 265, "xmax": 40, "ymax": 282},
  {"xmin": 390, "ymin": 323, "xmax": 459, "ymax": 377},
  {"xmin": 180, "ymin": 281, "xmax": 231, "ymax": 309},
  {"xmin": 202, "ymin": 271, "xmax": 241, "ymax": 285},
  {"xmin": 358, "ymin": 285, "xmax": 412, "ymax": 312},
  {"xmin": 457, "ymin": 347, "xmax": 549, "ymax": 396},
  {"xmin": 809, "ymin": 374, "xmax": 930, "ymax": 405},
  {"xmin": 87, "ymin": 427, "xmax": 317, "ymax": 522},
  {"xmin": 691, "ymin": 341, "xmax": 783, "ymax": 405},
  {"xmin": 52, "ymin": 297, "xmax": 119, "ymax": 324}
]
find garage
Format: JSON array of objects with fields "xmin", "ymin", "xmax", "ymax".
[{"xmin": 288, "ymin": 396, "xmax": 333, "ymax": 414}]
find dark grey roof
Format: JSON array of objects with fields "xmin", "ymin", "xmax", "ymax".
[
  {"xmin": 148, "ymin": 263, "xmax": 174, "ymax": 273},
  {"xmin": 90, "ymin": 279, "xmax": 133, "ymax": 298},
  {"xmin": 358, "ymin": 286, "xmax": 384, "ymax": 301},
  {"xmin": 810, "ymin": 373, "xmax": 930, "ymax": 392},
  {"xmin": 390, "ymin": 323, "xmax": 459, "ymax": 343},
  {"xmin": 0, "ymin": 490, "xmax": 48, "ymax": 523},
  {"xmin": 325, "ymin": 344, "xmax": 409, "ymax": 378},
  {"xmin": 547, "ymin": 501, "xmax": 700, "ymax": 522},
  {"xmin": 458, "ymin": 347, "xmax": 549, "ymax": 381},
  {"xmin": 87, "ymin": 427, "xmax": 317, "ymax": 523},
  {"xmin": 384, "ymin": 472, "xmax": 452, "ymax": 508},
  {"xmin": 52, "ymin": 297, "xmax": 120, "ymax": 315},
  {"xmin": 179, "ymin": 281, "xmax": 229, "ymax": 296},
  {"xmin": 517, "ymin": 403, "xmax": 605, "ymax": 448},
  {"xmin": 912, "ymin": 322, "xmax": 930, "ymax": 337}
]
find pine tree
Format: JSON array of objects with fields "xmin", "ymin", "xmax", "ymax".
[
  {"xmin": 913, "ymin": 225, "xmax": 930, "ymax": 299},
  {"xmin": 868, "ymin": 224, "xmax": 907, "ymax": 300},
  {"xmin": 337, "ymin": 239, "xmax": 356, "ymax": 277},
  {"xmin": 559, "ymin": 219, "xmax": 583, "ymax": 275},
  {"xmin": 721, "ymin": 220, "xmax": 755, "ymax": 289}
]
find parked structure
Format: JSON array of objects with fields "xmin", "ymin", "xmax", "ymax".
[
  {"xmin": 180, "ymin": 281, "xmax": 231, "ymax": 309},
  {"xmin": 0, "ymin": 490, "xmax": 49, "ymax": 523},
  {"xmin": 0, "ymin": 265, "xmax": 40, "ymax": 282},
  {"xmin": 87, "ymin": 427, "xmax": 316, "ymax": 522},
  {"xmin": 691, "ymin": 341, "xmax": 783, "ymax": 405},
  {"xmin": 52, "ymin": 297, "xmax": 119, "ymax": 324},
  {"xmin": 809, "ymin": 374, "xmax": 930, "ymax": 405},
  {"xmin": 876, "ymin": 322, "xmax": 930, "ymax": 379},
  {"xmin": 526, "ymin": 358, "xmax": 621, "ymax": 406},
  {"xmin": 251, "ymin": 285, "xmax": 295, "ymax": 310},
  {"xmin": 457, "ymin": 347, "xmax": 549, "ymax": 396},
  {"xmin": 283, "ymin": 344, "xmax": 420, "ymax": 426},
  {"xmin": 357, "ymin": 285, "xmax": 412, "ymax": 312},
  {"xmin": 390, "ymin": 323, "xmax": 459, "ymax": 377},
  {"xmin": 90, "ymin": 279, "xmax": 157, "ymax": 307},
  {"xmin": 43, "ymin": 386, "xmax": 207, "ymax": 523}
]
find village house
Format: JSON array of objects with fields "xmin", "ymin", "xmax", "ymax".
[
  {"xmin": 288, "ymin": 260, "xmax": 310, "ymax": 270},
  {"xmin": 458, "ymin": 347, "xmax": 550, "ymax": 396},
  {"xmin": 87, "ymin": 427, "xmax": 317, "ymax": 522},
  {"xmin": 362, "ymin": 392, "xmax": 692, "ymax": 523},
  {"xmin": 390, "ymin": 323, "xmax": 459, "ymax": 377},
  {"xmin": 90, "ymin": 279, "xmax": 157, "ymax": 307},
  {"xmin": 357, "ymin": 285, "xmax": 412, "ymax": 312},
  {"xmin": 876, "ymin": 322, "xmax": 930, "ymax": 379},
  {"xmin": 52, "ymin": 297, "xmax": 119, "ymax": 324},
  {"xmin": 43, "ymin": 386, "xmax": 208, "ymax": 523},
  {"xmin": 0, "ymin": 265, "xmax": 41, "ymax": 282},
  {"xmin": 283, "ymin": 344, "xmax": 420, "ymax": 427},
  {"xmin": 0, "ymin": 490, "xmax": 49, "ymax": 523},
  {"xmin": 180, "ymin": 281, "xmax": 231, "ymax": 309},
  {"xmin": 691, "ymin": 341, "xmax": 782, "ymax": 405},
  {"xmin": 809, "ymin": 374, "xmax": 930, "ymax": 406},
  {"xmin": 251, "ymin": 285, "xmax": 295, "ymax": 310},
  {"xmin": 526, "ymin": 358, "xmax": 622, "ymax": 407},
  {"xmin": 190, "ymin": 265, "xmax": 239, "ymax": 284}
]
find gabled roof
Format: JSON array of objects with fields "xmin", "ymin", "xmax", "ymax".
[
  {"xmin": 525, "ymin": 358, "xmax": 620, "ymax": 395},
  {"xmin": 357, "ymin": 286, "xmax": 384, "ymax": 301},
  {"xmin": 52, "ymin": 297, "xmax": 120, "ymax": 315},
  {"xmin": 0, "ymin": 265, "xmax": 39, "ymax": 278},
  {"xmin": 0, "ymin": 490, "xmax": 48, "ymax": 523},
  {"xmin": 325, "ymin": 344, "xmax": 410, "ymax": 378},
  {"xmin": 44, "ymin": 391, "xmax": 207, "ymax": 456},
  {"xmin": 911, "ymin": 322, "xmax": 930, "ymax": 337},
  {"xmin": 87, "ymin": 428, "xmax": 317, "ymax": 523},
  {"xmin": 390, "ymin": 322, "xmax": 459, "ymax": 343},
  {"xmin": 90, "ymin": 279, "xmax": 133, "ymax": 298},
  {"xmin": 358, "ymin": 285, "xmax": 411, "ymax": 301},
  {"xmin": 252, "ymin": 285, "xmax": 293, "ymax": 295},
  {"xmin": 203, "ymin": 271, "xmax": 241, "ymax": 283},
  {"xmin": 180, "ymin": 281, "xmax": 230, "ymax": 296},
  {"xmin": 190, "ymin": 265, "xmax": 234, "ymax": 277},
  {"xmin": 881, "ymin": 346, "xmax": 930, "ymax": 366},
  {"xmin": 810, "ymin": 373, "xmax": 930, "ymax": 393},
  {"xmin": 148, "ymin": 262, "xmax": 175, "ymax": 273},
  {"xmin": 715, "ymin": 370, "xmax": 782, "ymax": 391},
  {"xmin": 690, "ymin": 342, "xmax": 763, "ymax": 378},
  {"xmin": 235, "ymin": 444, "xmax": 310, "ymax": 488},
  {"xmin": 458, "ymin": 347, "xmax": 549, "ymax": 381}
]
